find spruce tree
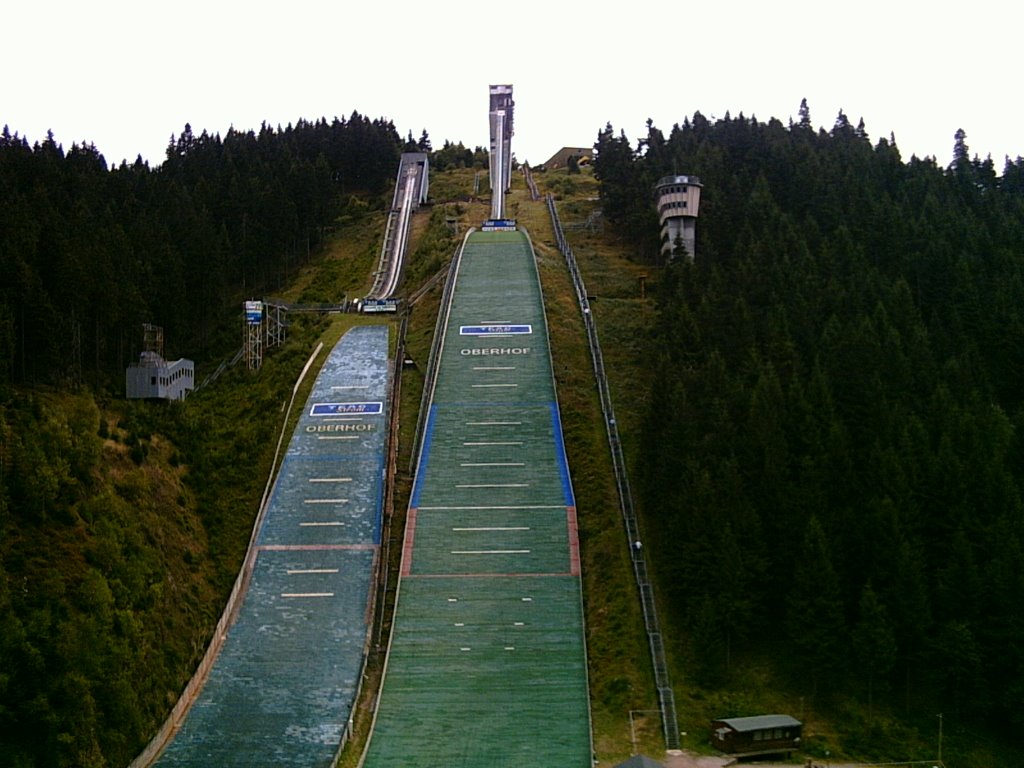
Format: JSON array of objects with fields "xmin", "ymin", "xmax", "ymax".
[
  {"xmin": 852, "ymin": 582, "xmax": 897, "ymax": 719},
  {"xmin": 786, "ymin": 516, "xmax": 846, "ymax": 698}
]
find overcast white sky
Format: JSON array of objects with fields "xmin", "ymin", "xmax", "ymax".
[{"xmin": 3, "ymin": 0, "xmax": 1020, "ymax": 170}]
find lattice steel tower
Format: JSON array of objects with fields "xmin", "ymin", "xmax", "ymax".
[{"xmin": 244, "ymin": 300, "xmax": 263, "ymax": 370}]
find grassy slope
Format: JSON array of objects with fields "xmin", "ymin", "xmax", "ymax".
[
  {"xmin": 508, "ymin": 175, "xmax": 658, "ymax": 764},
  {"xmin": 517, "ymin": 170, "xmax": 682, "ymax": 763}
]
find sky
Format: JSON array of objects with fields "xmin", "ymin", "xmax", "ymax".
[{"xmin": 3, "ymin": 0, "xmax": 1021, "ymax": 170}]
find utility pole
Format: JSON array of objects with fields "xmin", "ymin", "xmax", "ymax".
[{"xmin": 937, "ymin": 712, "xmax": 943, "ymax": 764}]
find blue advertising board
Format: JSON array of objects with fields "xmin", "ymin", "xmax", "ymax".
[
  {"xmin": 459, "ymin": 324, "xmax": 532, "ymax": 336},
  {"xmin": 362, "ymin": 299, "xmax": 400, "ymax": 314},
  {"xmin": 244, "ymin": 300, "xmax": 263, "ymax": 325},
  {"xmin": 310, "ymin": 401, "xmax": 383, "ymax": 416},
  {"xmin": 482, "ymin": 219, "xmax": 517, "ymax": 231}
]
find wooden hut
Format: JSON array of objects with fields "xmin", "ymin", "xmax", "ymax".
[{"xmin": 711, "ymin": 714, "xmax": 802, "ymax": 758}]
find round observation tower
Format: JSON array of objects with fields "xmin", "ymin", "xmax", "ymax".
[{"xmin": 655, "ymin": 174, "xmax": 702, "ymax": 259}]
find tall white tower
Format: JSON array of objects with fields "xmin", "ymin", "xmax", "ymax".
[{"xmin": 488, "ymin": 84, "xmax": 514, "ymax": 220}]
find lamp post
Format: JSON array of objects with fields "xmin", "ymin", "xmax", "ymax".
[
  {"xmin": 629, "ymin": 709, "xmax": 663, "ymax": 755},
  {"xmin": 937, "ymin": 713, "xmax": 943, "ymax": 765}
]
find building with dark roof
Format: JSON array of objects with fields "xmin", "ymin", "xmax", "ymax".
[
  {"xmin": 711, "ymin": 714, "xmax": 802, "ymax": 757},
  {"xmin": 542, "ymin": 146, "xmax": 592, "ymax": 169}
]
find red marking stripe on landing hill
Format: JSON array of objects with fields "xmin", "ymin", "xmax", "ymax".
[
  {"xmin": 405, "ymin": 571, "xmax": 575, "ymax": 579},
  {"xmin": 258, "ymin": 544, "xmax": 378, "ymax": 551},
  {"xmin": 401, "ymin": 508, "xmax": 418, "ymax": 577},
  {"xmin": 567, "ymin": 506, "xmax": 580, "ymax": 577}
]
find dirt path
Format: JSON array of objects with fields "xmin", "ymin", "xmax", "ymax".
[
  {"xmin": 660, "ymin": 750, "xmax": 732, "ymax": 768},
  {"xmin": 658, "ymin": 751, "xmax": 864, "ymax": 768}
]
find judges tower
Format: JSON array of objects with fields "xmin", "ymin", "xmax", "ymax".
[{"xmin": 655, "ymin": 174, "xmax": 702, "ymax": 258}]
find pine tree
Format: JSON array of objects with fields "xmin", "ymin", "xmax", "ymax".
[
  {"xmin": 951, "ymin": 128, "xmax": 970, "ymax": 172},
  {"xmin": 852, "ymin": 582, "xmax": 897, "ymax": 719},
  {"xmin": 797, "ymin": 98, "xmax": 812, "ymax": 130},
  {"xmin": 786, "ymin": 516, "xmax": 846, "ymax": 699}
]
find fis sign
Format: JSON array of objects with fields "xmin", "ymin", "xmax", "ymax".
[
  {"xmin": 482, "ymin": 219, "xmax": 517, "ymax": 231},
  {"xmin": 310, "ymin": 402, "xmax": 384, "ymax": 416},
  {"xmin": 460, "ymin": 324, "xmax": 532, "ymax": 336}
]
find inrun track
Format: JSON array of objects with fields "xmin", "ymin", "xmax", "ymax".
[{"xmin": 358, "ymin": 227, "xmax": 592, "ymax": 767}]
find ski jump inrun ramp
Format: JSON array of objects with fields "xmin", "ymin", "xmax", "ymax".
[{"xmin": 360, "ymin": 227, "xmax": 592, "ymax": 767}]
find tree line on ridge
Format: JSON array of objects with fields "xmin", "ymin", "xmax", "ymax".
[{"xmin": 593, "ymin": 102, "xmax": 1024, "ymax": 739}]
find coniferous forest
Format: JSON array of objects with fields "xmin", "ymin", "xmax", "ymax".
[
  {"xmin": 2, "ymin": 99, "xmax": 1024, "ymax": 766},
  {"xmin": 0, "ymin": 114, "xmax": 403, "ymax": 389},
  {"xmin": 594, "ymin": 105, "xmax": 1024, "ymax": 737}
]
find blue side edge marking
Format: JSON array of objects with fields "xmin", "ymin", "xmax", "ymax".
[
  {"xmin": 549, "ymin": 401, "xmax": 575, "ymax": 507},
  {"xmin": 410, "ymin": 405, "xmax": 437, "ymax": 508}
]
